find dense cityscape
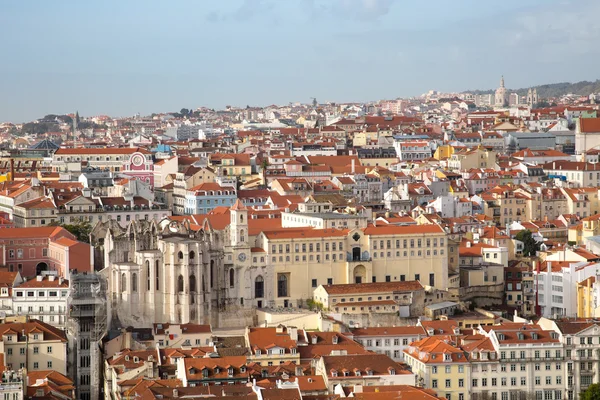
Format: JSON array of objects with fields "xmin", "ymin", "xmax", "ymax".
[{"xmin": 1, "ymin": 75, "xmax": 600, "ymax": 400}]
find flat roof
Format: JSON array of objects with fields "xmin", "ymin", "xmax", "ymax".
[
  {"xmin": 284, "ymin": 212, "xmax": 363, "ymax": 220},
  {"xmin": 425, "ymin": 301, "xmax": 459, "ymax": 311}
]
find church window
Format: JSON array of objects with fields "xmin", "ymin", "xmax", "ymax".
[
  {"xmin": 155, "ymin": 260, "xmax": 160, "ymax": 291},
  {"xmin": 189, "ymin": 251, "xmax": 195, "ymax": 260},
  {"xmin": 121, "ymin": 273, "xmax": 127, "ymax": 292},
  {"xmin": 240, "ymin": 229, "xmax": 245, "ymax": 243},
  {"xmin": 177, "ymin": 275, "xmax": 184, "ymax": 293},
  {"xmin": 146, "ymin": 261, "xmax": 150, "ymax": 290},
  {"xmin": 210, "ymin": 260, "xmax": 214, "ymax": 288},
  {"xmin": 190, "ymin": 275, "xmax": 196, "ymax": 292},
  {"xmin": 178, "ymin": 251, "xmax": 183, "ymax": 260},
  {"xmin": 229, "ymin": 269, "xmax": 235, "ymax": 288},
  {"xmin": 132, "ymin": 273, "xmax": 138, "ymax": 292}
]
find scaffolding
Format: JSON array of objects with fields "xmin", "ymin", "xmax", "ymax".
[{"xmin": 67, "ymin": 272, "xmax": 108, "ymax": 400}]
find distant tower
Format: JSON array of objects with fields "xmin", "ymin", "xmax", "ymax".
[
  {"xmin": 73, "ymin": 111, "xmax": 78, "ymax": 147},
  {"xmin": 527, "ymin": 88, "xmax": 539, "ymax": 107},
  {"xmin": 494, "ymin": 76, "xmax": 508, "ymax": 107}
]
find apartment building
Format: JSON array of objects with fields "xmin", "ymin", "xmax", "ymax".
[
  {"xmin": 534, "ymin": 260, "xmax": 597, "ymax": 318},
  {"xmin": 313, "ymin": 281, "xmax": 425, "ymax": 317},
  {"xmin": 477, "ymin": 323, "xmax": 564, "ymax": 400},
  {"xmin": 404, "ymin": 336, "xmax": 471, "ymax": 400},
  {"xmin": 12, "ymin": 274, "xmax": 69, "ymax": 328},
  {"xmin": 183, "ymin": 182, "xmax": 237, "ymax": 215},
  {"xmin": 52, "ymin": 148, "xmax": 155, "ymax": 185},
  {"xmin": 0, "ymin": 226, "xmax": 92, "ymax": 279},
  {"xmin": 538, "ymin": 318, "xmax": 600, "ymax": 399},
  {"xmin": 176, "ymin": 356, "xmax": 256, "ymax": 386},
  {"xmin": 349, "ymin": 326, "xmax": 426, "ymax": 361},
  {"xmin": 153, "ymin": 323, "xmax": 212, "ymax": 348},
  {"xmin": 0, "ymin": 318, "xmax": 68, "ymax": 375},
  {"xmin": 481, "ymin": 187, "xmax": 528, "ymax": 227},
  {"xmin": 316, "ymin": 353, "xmax": 415, "ymax": 391},
  {"xmin": 245, "ymin": 325, "xmax": 301, "ymax": 366}
]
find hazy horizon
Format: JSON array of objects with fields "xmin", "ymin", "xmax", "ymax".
[{"xmin": 2, "ymin": 0, "xmax": 599, "ymax": 122}]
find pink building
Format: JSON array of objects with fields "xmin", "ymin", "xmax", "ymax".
[{"xmin": 0, "ymin": 226, "xmax": 93, "ymax": 279}]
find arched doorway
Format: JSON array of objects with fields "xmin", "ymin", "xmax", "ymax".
[
  {"xmin": 36, "ymin": 262, "xmax": 48, "ymax": 276},
  {"xmin": 353, "ymin": 265, "xmax": 366, "ymax": 284}
]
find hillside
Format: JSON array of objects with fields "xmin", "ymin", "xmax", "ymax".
[{"xmin": 465, "ymin": 79, "xmax": 600, "ymax": 99}]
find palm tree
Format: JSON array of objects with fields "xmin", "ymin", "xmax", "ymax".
[{"xmin": 260, "ymin": 158, "xmax": 269, "ymax": 187}]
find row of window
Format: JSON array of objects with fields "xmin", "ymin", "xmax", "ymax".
[
  {"xmin": 499, "ymin": 350, "xmax": 561, "ymax": 359},
  {"xmin": 272, "ymin": 253, "xmax": 344, "ymax": 263},
  {"xmin": 359, "ymin": 338, "xmax": 414, "ymax": 347},
  {"xmin": 271, "ymin": 249, "xmax": 443, "ymax": 264},
  {"xmin": 5, "ymin": 361, "xmax": 53, "ymax": 370},
  {"xmin": 15, "ymin": 305, "xmax": 63, "ymax": 313},
  {"xmin": 6, "ymin": 345, "xmax": 53, "ymax": 354},
  {"xmin": 373, "ymin": 238, "xmax": 444, "ymax": 249},
  {"xmin": 14, "ymin": 290, "xmax": 67, "ymax": 298},
  {"xmin": 271, "ymin": 242, "xmax": 345, "ymax": 254},
  {"xmin": 8, "ymin": 248, "xmax": 47, "ymax": 259}
]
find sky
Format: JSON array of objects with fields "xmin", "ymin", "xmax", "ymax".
[{"xmin": 1, "ymin": 0, "xmax": 600, "ymax": 122}]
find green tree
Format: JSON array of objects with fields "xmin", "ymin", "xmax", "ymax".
[
  {"xmin": 515, "ymin": 229, "xmax": 540, "ymax": 257},
  {"xmin": 581, "ymin": 383, "xmax": 600, "ymax": 400},
  {"xmin": 49, "ymin": 220, "xmax": 92, "ymax": 243},
  {"xmin": 260, "ymin": 157, "xmax": 269, "ymax": 186}
]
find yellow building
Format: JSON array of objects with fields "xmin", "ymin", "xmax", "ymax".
[
  {"xmin": 258, "ymin": 224, "xmax": 449, "ymax": 306},
  {"xmin": 569, "ymin": 214, "xmax": 600, "ymax": 245},
  {"xmin": 577, "ymin": 276, "xmax": 600, "ymax": 318},
  {"xmin": 562, "ymin": 187, "xmax": 592, "ymax": 218},
  {"xmin": 209, "ymin": 154, "xmax": 252, "ymax": 182},
  {"xmin": 448, "ymin": 146, "xmax": 496, "ymax": 171},
  {"xmin": 404, "ymin": 336, "xmax": 470, "ymax": 399},
  {"xmin": 433, "ymin": 144, "xmax": 455, "ymax": 161},
  {"xmin": 245, "ymin": 325, "xmax": 301, "ymax": 366},
  {"xmin": 481, "ymin": 186, "xmax": 527, "ymax": 227}
]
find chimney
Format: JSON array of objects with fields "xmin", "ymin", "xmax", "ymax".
[
  {"xmin": 36, "ymin": 276, "xmax": 43, "ymax": 282},
  {"xmin": 547, "ymin": 261, "xmax": 552, "ymax": 273},
  {"xmin": 351, "ymin": 159, "xmax": 355, "ymax": 174},
  {"xmin": 288, "ymin": 326, "xmax": 298, "ymax": 342}
]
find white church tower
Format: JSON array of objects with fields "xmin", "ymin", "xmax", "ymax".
[{"xmin": 230, "ymin": 199, "xmax": 248, "ymax": 247}]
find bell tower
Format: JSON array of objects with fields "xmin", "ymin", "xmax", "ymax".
[{"xmin": 230, "ymin": 199, "xmax": 248, "ymax": 247}]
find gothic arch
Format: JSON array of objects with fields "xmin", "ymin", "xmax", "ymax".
[
  {"xmin": 190, "ymin": 275, "xmax": 197, "ymax": 292},
  {"xmin": 229, "ymin": 269, "xmax": 235, "ymax": 288},
  {"xmin": 155, "ymin": 260, "xmax": 160, "ymax": 291},
  {"xmin": 177, "ymin": 275, "xmax": 184, "ymax": 293},
  {"xmin": 146, "ymin": 261, "xmax": 150, "ymax": 290},
  {"xmin": 132, "ymin": 273, "xmax": 138, "ymax": 292},
  {"xmin": 121, "ymin": 273, "xmax": 127, "ymax": 292}
]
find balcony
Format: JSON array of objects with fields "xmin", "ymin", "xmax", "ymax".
[
  {"xmin": 346, "ymin": 252, "xmax": 371, "ymax": 262},
  {"xmin": 57, "ymin": 208, "xmax": 104, "ymax": 214}
]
